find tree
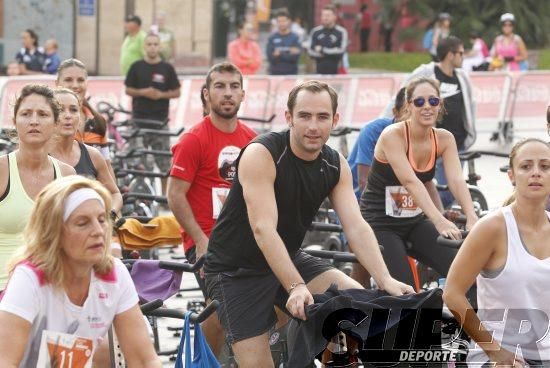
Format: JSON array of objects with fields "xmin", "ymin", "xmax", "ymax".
[{"xmin": 377, "ymin": 0, "xmax": 550, "ymax": 48}]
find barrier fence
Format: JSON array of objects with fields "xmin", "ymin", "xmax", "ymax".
[{"xmin": 0, "ymin": 71, "xmax": 549, "ymax": 131}]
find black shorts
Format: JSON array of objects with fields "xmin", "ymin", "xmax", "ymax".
[{"xmin": 204, "ymin": 250, "xmax": 333, "ymax": 344}]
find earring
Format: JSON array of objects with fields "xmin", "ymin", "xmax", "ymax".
[{"xmin": 512, "ymin": 181, "xmax": 516, "ymax": 186}]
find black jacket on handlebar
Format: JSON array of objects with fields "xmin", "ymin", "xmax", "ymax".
[{"xmin": 286, "ymin": 286, "xmax": 443, "ymax": 367}]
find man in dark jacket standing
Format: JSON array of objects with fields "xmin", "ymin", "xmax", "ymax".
[
  {"xmin": 267, "ymin": 9, "xmax": 301, "ymax": 75},
  {"xmin": 307, "ymin": 5, "xmax": 348, "ymax": 75}
]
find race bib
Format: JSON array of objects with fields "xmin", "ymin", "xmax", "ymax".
[
  {"xmin": 385, "ymin": 185, "xmax": 423, "ymax": 218},
  {"xmin": 37, "ymin": 330, "xmax": 93, "ymax": 368},
  {"xmin": 212, "ymin": 187, "xmax": 230, "ymax": 219}
]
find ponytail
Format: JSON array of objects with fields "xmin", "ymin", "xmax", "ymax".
[
  {"xmin": 82, "ymin": 98, "xmax": 107, "ymax": 137},
  {"xmin": 502, "ymin": 191, "xmax": 515, "ymax": 206}
]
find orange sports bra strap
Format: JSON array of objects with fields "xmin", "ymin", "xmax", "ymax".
[
  {"xmin": 432, "ymin": 128, "xmax": 438, "ymax": 159},
  {"xmin": 404, "ymin": 120, "xmax": 411, "ymax": 153}
]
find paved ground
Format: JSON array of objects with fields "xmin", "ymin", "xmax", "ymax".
[{"xmin": 151, "ymin": 117, "xmax": 547, "ymax": 367}]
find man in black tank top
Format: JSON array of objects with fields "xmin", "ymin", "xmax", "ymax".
[{"xmin": 204, "ymin": 81, "xmax": 414, "ymax": 366}]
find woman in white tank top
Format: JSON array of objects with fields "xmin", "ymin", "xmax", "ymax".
[{"xmin": 443, "ymin": 138, "xmax": 550, "ymax": 367}]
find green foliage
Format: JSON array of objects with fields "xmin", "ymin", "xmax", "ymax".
[
  {"xmin": 424, "ymin": 0, "xmax": 548, "ymax": 48},
  {"xmin": 379, "ymin": 0, "xmax": 550, "ymax": 48},
  {"xmin": 539, "ymin": 49, "xmax": 550, "ymax": 70},
  {"xmin": 348, "ymin": 52, "xmax": 431, "ymax": 72}
]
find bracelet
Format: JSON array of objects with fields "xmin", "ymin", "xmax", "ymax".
[{"xmin": 288, "ymin": 282, "xmax": 306, "ymax": 294}]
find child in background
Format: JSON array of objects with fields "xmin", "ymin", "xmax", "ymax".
[{"xmin": 43, "ymin": 39, "xmax": 61, "ymax": 74}]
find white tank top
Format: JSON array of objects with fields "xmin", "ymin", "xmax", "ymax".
[{"xmin": 467, "ymin": 206, "xmax": 550, "ymax": 365}]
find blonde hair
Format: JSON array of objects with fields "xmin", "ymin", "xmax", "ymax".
[
  {"xmin": 8, "ymin": 176, "xmax": 113, "ymax": 287},
  {"xmin": 53, "ymin": 87, "xmax": 81, "ymax": 105},
  {"xmin": 502, "ymin": 138, "xmax": 550, "ymax": 206}
]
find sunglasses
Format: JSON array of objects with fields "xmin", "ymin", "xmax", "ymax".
[{"xmin": 412, "ymin": 97, "xmax": 441, "ymax": 108}]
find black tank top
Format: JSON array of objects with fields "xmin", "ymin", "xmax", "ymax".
[
  {"xmin": 205, "ymin": 130, "xmax": 341, "ymax": 272},
  {"xmin": 360, "ymin": 121, "xmax": 438, "ymax": 227},
  {"xmin": 74, "ymin": 142, "xmax": 98, "ymax": 179}
]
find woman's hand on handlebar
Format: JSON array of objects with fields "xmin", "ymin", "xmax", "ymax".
[{"xmin": 435, "ymin": 217, "xmax": 462, "ymax": 240}]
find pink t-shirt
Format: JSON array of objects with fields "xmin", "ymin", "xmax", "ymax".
[{"xmin": 227, "ymin": 38, "xmax": 262, "ymax": 75}]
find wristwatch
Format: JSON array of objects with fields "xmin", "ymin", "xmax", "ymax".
[{"xmin": 288, "ymin": 282, "xmax": 306, "ymax": 294}]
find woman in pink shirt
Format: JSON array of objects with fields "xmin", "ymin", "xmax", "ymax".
[
  {"xmin": 228, "ymin": 22, "xmax": 262, "ymax": 75},
  {"xmin": 491, "ymin": 13, "xmax": 528, "ymax": 71}
]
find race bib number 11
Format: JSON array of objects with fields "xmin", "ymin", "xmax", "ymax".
[
  {"xmin": 385, "ymin": 185, "xmax": 423, "ymax": 218},
  {"xmin": 37, "ymin": 330, "xmax": 93, "ymax": 368}
]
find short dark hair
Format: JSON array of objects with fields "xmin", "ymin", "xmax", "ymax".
[
  {"xmin": 287, "ymin": 80, "xmax": 338, "ymax": 116},
  {"xmin": 276, "ymin": 9, "xmax": 291, "ymax": 19},
  {"xmin": 125, "ymin": 14, "xmax": 142, "ymax": 26},
  {"xmin": 14, "ymin": 84, "xmax": 61, "ymax": 123},
  {"xmin": 323, "ymin": 4, "xmax": 337, "ymax": 14},
  {"xmin": 205, "ymin": 62, "xmax": 243, "ymax": 90},
  {"xmin": 436, "ymin": 36, "xmax": 463, "ymax": 61},
  {"xmin": 200, "ymin": 83, "xmax": 209, "ymax": 117}
]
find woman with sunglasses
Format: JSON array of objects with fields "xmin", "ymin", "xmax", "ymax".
[
  {"xmin": 360, "ymin": 77, "xmax": 478, "ymax": 288},
  {"xmin": 490, "ymin": 13, "xmax": 528, "ymax": 72}
]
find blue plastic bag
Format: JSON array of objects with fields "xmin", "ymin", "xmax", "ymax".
[{"xmin": 174, "ymin": 311, "xmax": 220, "ymax": 368}]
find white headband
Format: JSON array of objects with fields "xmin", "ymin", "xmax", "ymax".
[{"xmin": 63, "ymin": 188, "xmax": 105, "ymax": 222}]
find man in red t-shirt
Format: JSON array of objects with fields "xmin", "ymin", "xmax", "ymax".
[{"xmin": 167, "ymin": 62, "xmax": 256, "ymax": 355}]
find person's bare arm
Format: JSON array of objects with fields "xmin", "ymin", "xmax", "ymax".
[
  {"xmin": 156, "ymin": 88, "xmax": 180, "ymax": 100},
  {"xmin": 443, "ymin": 214, "xmax": 521, "ymax": 366},
  {"xmin": 239, "ymin": 143, "xmax": 313, "ymax": 320},
  {"xmin": 125, "ymin": 87, "xmax": 154, "ymax": 99},
  {"xmin": 424, "ymin": 180, "xmax": 444, "ymax": 212},
  {"xmin": 380, "ymin": 127, "xmax": 460, "ymax": 238},
  {"xmin": 357, "ymin": 163, "xmax": 370, "ymax": 195},
  {"xmin": 517, "ymin": 37, "xmax": 528, "ymax": 62},
  {"xmin": 88, "ymin": 146, "xmax": 123, "ymax": 213},
  {"xmin": 329, "ymin": 155, "xmax": 415, "ymax": 295},
  {"xmin": 438, "ymin": 130, "xmax": 478, "ymax": 229},
  {"xmin": 0, "ymin": 312, "xmax": 32, "ymax": 367},
  {"xmin": 166, "ymin": 177, "xmax": 208, "ymax": 257},
  {"xmin": 113, "ymin": 305, "xmax": 161, "ymax": 367}
]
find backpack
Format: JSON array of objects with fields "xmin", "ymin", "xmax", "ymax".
[{"xmin": 422, "ymin": 29, "xmax": 434, "ymax": 50}]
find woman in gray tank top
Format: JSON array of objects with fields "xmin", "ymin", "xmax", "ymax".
[{"xmin": 48, "ymin": 88, "xmax": 122, "ymax": 215}]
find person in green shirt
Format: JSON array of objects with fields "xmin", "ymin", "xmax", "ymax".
[{"xmin": 120, "ymin": 15, "xmax": 146, "ymax": 76}]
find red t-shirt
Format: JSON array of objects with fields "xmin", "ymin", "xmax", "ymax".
[{"xmin": 170, "ymin": 116, "xmax": 257, "ymax": 251}]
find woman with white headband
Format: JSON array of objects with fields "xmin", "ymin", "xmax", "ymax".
[{"xmin": 0, "ymin": 176, "xmax": 160, "ymax": 367}]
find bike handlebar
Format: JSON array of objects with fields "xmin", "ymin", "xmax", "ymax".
[
  {"xmin": 309, "ymin": 222, "xmax": 343, "ymax": 232},
  {"xmin": 330, "ymin": 126, "xmax": 361, "ymax": 137},
  {"xmin": 115, "ymin": 168, "xmax": 169, "ymax": 179},
  {"xmin": 123, "ymin": 256, "xmax": 205, "ymax": 273},
  {"xmin": 122, "ymin": 192, "xmax": 168, "ymax": 204},
  {"xmin": 436, "ymin": 231, "xmax": 469, "ymax": 248},
  {"xmin": 140, "ymin": 299, "xmax": 164, "ymax": 314},
  {"xmin": 303, "ymin": 249, "xmax": 359, "ymax": 263},
  {"xmin": 144, "ymin": 300, "xmax": 220, "ymax": 324}
]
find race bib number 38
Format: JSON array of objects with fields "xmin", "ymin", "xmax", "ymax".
[
  {"xmin": 37, "ymin": 330, "xmax": 93, "ymax": 368},
  {"xmin": 385, "ymin": 185, "xmax": 423, "ymax": 218}
]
